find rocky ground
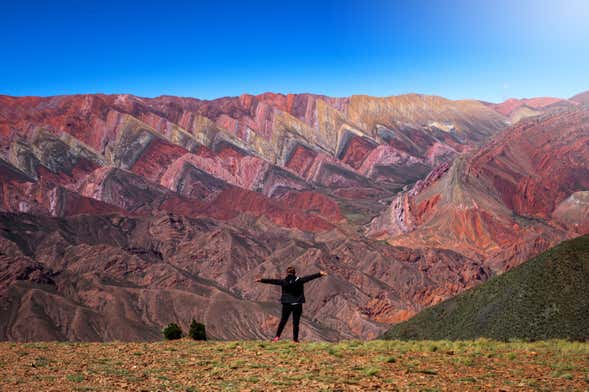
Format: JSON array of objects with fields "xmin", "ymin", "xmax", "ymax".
[{"xmin": 0, "ymin": 339, "xmax": 587, "ymax": 391}]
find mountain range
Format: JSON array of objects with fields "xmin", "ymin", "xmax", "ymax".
[{"xmin": 0, "ymin": 90, "xmax": 587, "ymax": 341}]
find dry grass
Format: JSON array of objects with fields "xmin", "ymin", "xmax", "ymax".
[{"xmin": 0, "ymin": 339, "xmax": 588, "ymax": 391}]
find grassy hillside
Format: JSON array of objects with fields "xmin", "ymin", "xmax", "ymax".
[
  {"xmin": 384, "ymin": 234, "xmax": 589, "ymax": 341},
  {"xmin": 1, "ymin": 339, "xmax": 588, "ymax": 391}
]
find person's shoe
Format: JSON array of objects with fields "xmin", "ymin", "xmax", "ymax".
[
  {"xmin": 271, "ymin": 336, "xmax": 280, "ymax": 342},
  {"xmin": 292, "ymin": 340, "xmax": 300, "ymax": 344}
]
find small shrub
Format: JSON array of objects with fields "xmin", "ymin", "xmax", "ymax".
[
  {"xmin": 66, "ymin": 373, "xmax": 85, "ymax": 382},
  {"xmin": 33, "ymin": 356, "xmax": 51, "ymax": 367},
  {"xmin": 361, "ymin": 366, "xmax": 380, "ymax": 377},
  {"xmin": 188, "ymin": 320, "xmax": 207, "ymax": 341},
  {"xmin": 162, "ymin": 323, "xmax": 183, "ymax": 340}
]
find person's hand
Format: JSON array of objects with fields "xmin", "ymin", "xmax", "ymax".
[
  {"xmin": 320, "ymin": 270, "xmax": 328, "ymax": 276},
  {"xmin": 255, "ymin": 278, "xmax": 262, "ymax": 282}
]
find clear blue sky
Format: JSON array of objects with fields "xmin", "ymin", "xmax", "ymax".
[{"xmin": 1, "ymin": 0, "xmax": 588, "ymax": 102}]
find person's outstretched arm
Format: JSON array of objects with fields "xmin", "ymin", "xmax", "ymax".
[
  {"xmin": 256, "ymin": 277, "xmax": 283, "ymax": 285},
  {"xmin": 299, "ymin": 271, "xmax": 327, "ymax": 283}
]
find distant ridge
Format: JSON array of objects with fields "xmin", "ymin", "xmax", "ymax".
[
  {"xmin": 571, "ymin": 90, "xmax": 589, "ymax": 105},
  {"xmin": 383, "ymin": 234, "xmax": 589, "ymax": 341}
]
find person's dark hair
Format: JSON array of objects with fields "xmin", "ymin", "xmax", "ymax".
[{"xmin": 286, "ymin": 266, "xmax": 296, "ymax": 276}]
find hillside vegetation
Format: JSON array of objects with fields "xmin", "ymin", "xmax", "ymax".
[{"xmin": 384, "ymin": 234, "xmax": 589, "ymax": 341}]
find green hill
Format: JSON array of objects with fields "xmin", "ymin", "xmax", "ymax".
[{"xmin": 384, "ymin": 234, "xmax": 589, "ymax": 341}]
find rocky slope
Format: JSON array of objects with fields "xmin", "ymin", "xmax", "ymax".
[
  {"xmin": 384, "ymin": 233, "xmax": 589, "ymax": 341},
  {"xmin": 0, "ymin": 211, "xmax": 491, "ymax": 341},
  {"xmin": 0, "ymin": 91, "xmax": 587, "ymax": 341},
  {"xmin": 0, "ymin": 92, "xmax": 508, "ymax": 341},
  {"xmin": 368, "ymin": 107, "xmax": 589, "ymax": 272},
  {"xmin": 0, "ymin": 93, "xmax": 508, "ymax": 226}
]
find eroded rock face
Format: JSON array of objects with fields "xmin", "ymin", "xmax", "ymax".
[
  {"xmin": 553, "ymin": 191, "xmax": 589, "ymax": 234},
  {"xmin": 0, "ymin": 212, "xmax": 487, "ymax": 341},
  {"xmin": 0, "ymin": 91, "xmax": 509, "ymax": 240},
  {"xmin": 368, "ymin": 108, "xmax": 589, "ymax": 273},
  {"xmin": 0, "ymin": 92, "xmax": 506, "ymax": 191},
  {"xmin": 1, "ymin": 91, "xmax": 585, "ymax": 342}
]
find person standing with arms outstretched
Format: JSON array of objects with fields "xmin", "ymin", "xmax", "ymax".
[{"xmin": 256, "ymin": 266, "xmax": 327, "ymax": 342}]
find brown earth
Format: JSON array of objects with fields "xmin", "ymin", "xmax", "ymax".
[{"xmin": 0, "ymin": 340, "xmax": 587, "ymax": 391}]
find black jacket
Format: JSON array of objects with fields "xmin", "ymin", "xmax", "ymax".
[{"xmin": 260, "ymin": 273, "xmax": 322, "ymax": 304}]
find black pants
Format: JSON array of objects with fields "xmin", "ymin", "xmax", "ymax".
[{"xmin": 276, "ymin": 303, "xmax": 302, "ymax": 341}]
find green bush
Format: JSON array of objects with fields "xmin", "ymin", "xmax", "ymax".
[
  {"xmin": 162, "ymin": 323, "xmax": 183, "ymax": 340},
  {"xmin": 189, "ymin": 320, "xmax": 207, "ymax": 341}
]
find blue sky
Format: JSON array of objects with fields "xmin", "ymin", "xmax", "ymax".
[{"xmin": 1, "ymin": 0, "xmax": 588, "ymax": 102}]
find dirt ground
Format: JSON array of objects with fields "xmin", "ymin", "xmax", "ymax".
[{"xmin": 0, "ymin": 339, "xmax": 588, "ymax": 391}]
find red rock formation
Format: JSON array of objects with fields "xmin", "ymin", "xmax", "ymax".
[
  {"xmin": 284, "ymin": 144, "xmax": 317, "ymax": 177},
  {"xmin": 338, "ymin": 133, "xmax": 378, "ymax": 169},
  {"xmin": 205, "ymin": 188, "xmax": 337, "ymax": 232},
  {"xmin": 0, "ymin": 211, "xmax": 487, "ymax": 341},
  {"xmin": 0, "ymin": 92, "xmax": 506, "ymax": 191},
  {"xmin": 6, "ymin": 90, "xmax": 587, "ymax": 342},
  {"xmin": 492, "ymin": 97, "xmax": 565, "ymax": 116},
  {"xmin": 368, "ymin": 108, "xmax": 589, "ymax": 272},
  {"xmin": 130, "ymin": 139, "xmax": 189, "ymax": 182},
  {"xmin": 277, "ymin": 190, "xmax": 344, "ymax": 223},
  {"xmin": 470, "ymin": 110, "xmax": 589, "ymax": 217}
]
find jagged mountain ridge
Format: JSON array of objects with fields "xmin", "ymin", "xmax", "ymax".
[
  {"xmin": 484, "ymin": 96, "xmax": 580, "ymax": 124},
  {"xmin": 368, "ymin": 107, "xmax": 589, "ymax": 272},
  {"xmin": 0, "ymin": 91, "xmax": 587, "ymax": 341}
]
